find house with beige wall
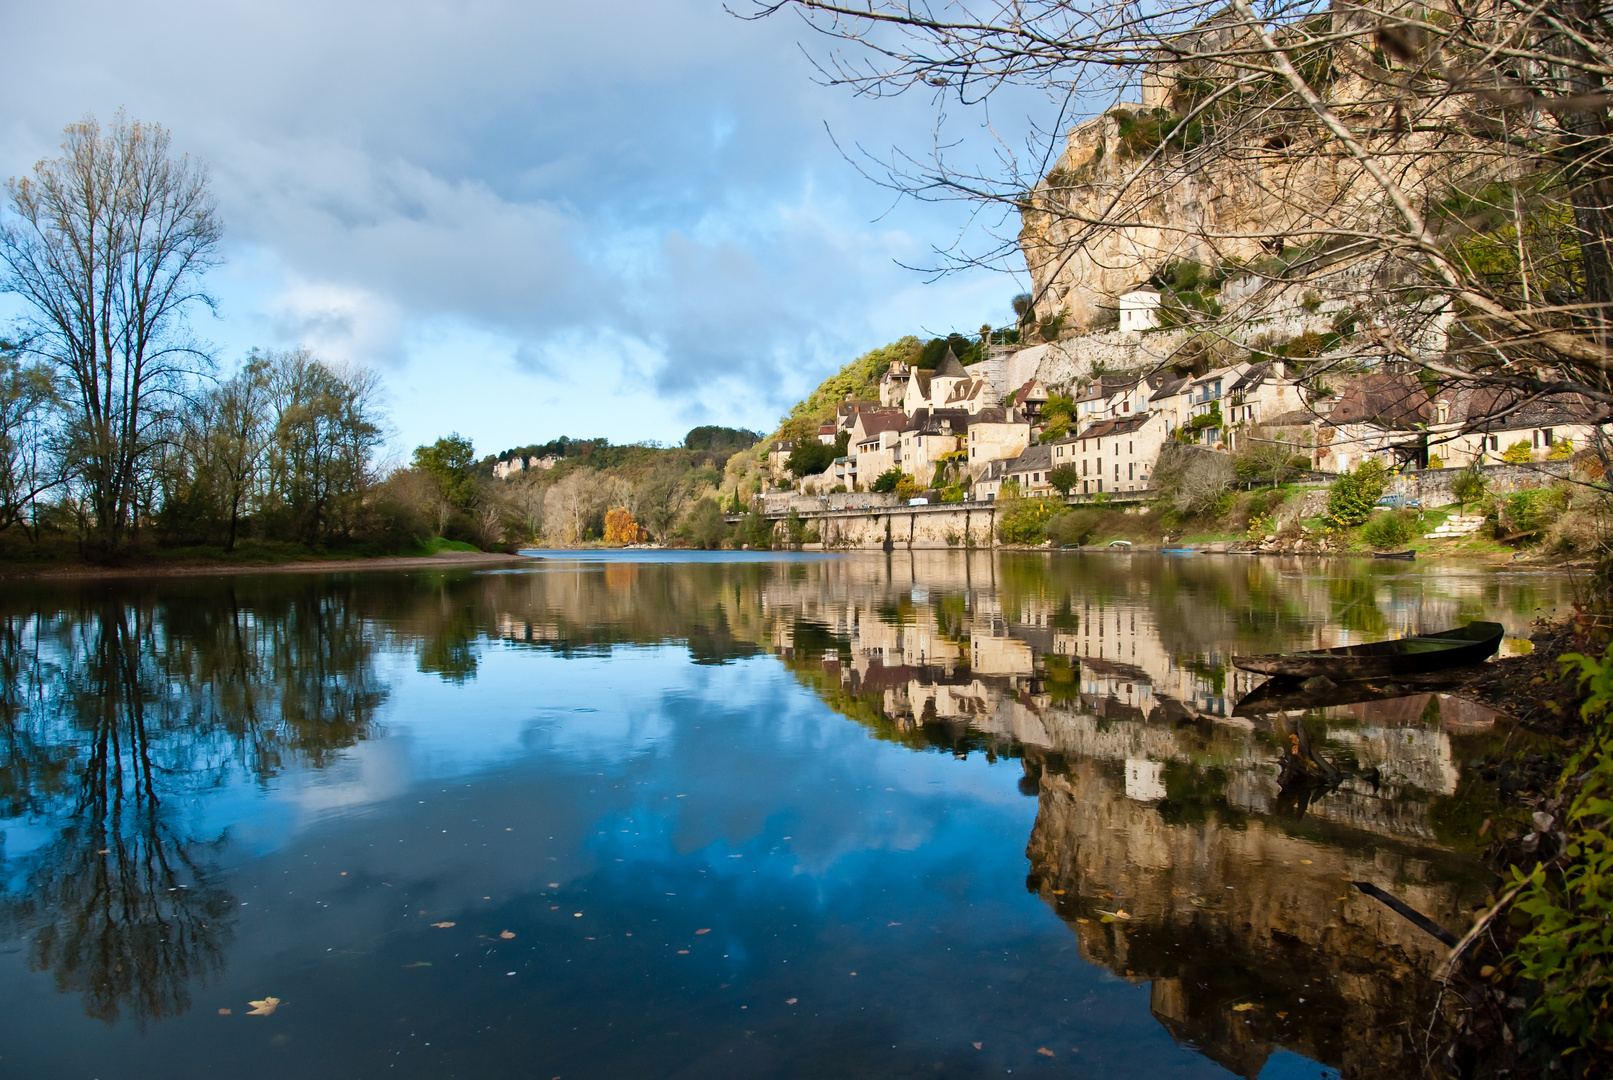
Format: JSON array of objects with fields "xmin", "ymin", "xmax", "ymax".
[{"xmin": 966, "ymin": 406, "xmax": 1033, "ymax": 475}]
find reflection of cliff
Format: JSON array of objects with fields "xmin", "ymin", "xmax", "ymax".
[{"xmin": 1024, "ymin": 756, "xmax": 1485, "ymax": 1079}]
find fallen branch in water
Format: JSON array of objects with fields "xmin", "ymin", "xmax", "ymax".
[
  {"xmin": 1352, "ymin": 881, "xmax": 1460, "ymax": 946},
  {"xmin": 1433, "ymin": 879, "xmax": 1529, "ymax": 983}
]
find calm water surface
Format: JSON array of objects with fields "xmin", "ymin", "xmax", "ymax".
[{"xmin": 0, "ymin": 552, "xmax": 1577, "ymax": 1079}]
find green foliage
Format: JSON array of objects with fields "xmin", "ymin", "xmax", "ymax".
[
  {"xmin": 786, "ymin": 439, "xmax": 834, "ymax": 478},
  {"xmin": 683, "ymin": 426, "xmax": 761, "ymax": 452},
  {"xmin": 1504, "ymin": 440, "xmax": 1535, "ymax": 463},
  {"xmin": 1189, "ymin": 407, "xmax": 1223, "ymax": 431},
  {"xmin": 1048, "ymin": 464, "xmax": 1079, "ymax": 495},
  {"xmin": 940, "ymin": 484, "xmax": 967, "ymax": 503},
  {"xmin": 779, "ymin": 337, "xmax": 919, "ymax": 434},
  {"xmin": 918, "ymin": 333, "xmax": 982, "ymax": 368},
  {"xmin": 1501, "ymin": 486, "xmax": 1571, "ymax": 536},
  {"xmin": 996, "ymin": 496, "xmax": 1060, "ymax": 544},
  {"xmin": 870, "ymin": 468, "xmax": 904, "ymax": 493},
  {"xmin": 1325, "ymin": 459, "xmax": 1389, "ymax": 526},
  {"xmin": 1360, "ymin": 509, "xmax": 1417, "ymax": 549},
  {"xmin": 682, "ymin": 498, "xmax": 728, "ymax": 549},
  {"xmin": 1551, "ymin": 438, "xmax": 1577, "ymax": 460},
  {"xmin": 1046, "ymin": 509, "xmax": 1101, "ymax": 546},
  {"xmin": 413, "ymin": 433, "xmax": 478, "ymax": 509},
  {"xmin": 1453, "ymin": 467, "xmax": 1489, "ymax": 508},
  {"xmin": 784, "ymin": 507, "xmax": 806, "ymax": 546},
  {"xmin": 1508, "ymin": 642, "xmax": 1613, "ymax": 1054}
]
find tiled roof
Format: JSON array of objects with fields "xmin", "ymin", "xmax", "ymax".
[
  {"xmin": 1229, "ymin": 361, "xmax": 1274, "ymax": 393},
  {"xmin": 1149, "ymin": 374, "xmax": 1189, "ymax": 402},
  {"xmin": 1007, "ymin": 444, "xmax": 1054, "ymax": 473},
  {"xmin": 854, "ymin": 411, "xmax": 907, "ymax": 437},
  {"xmin": 933, "ymin": 350, "xmax": 968, "ymax": 379},
  {"xmin": 1077, "ymin": 414, "xmax": 1153, "ymax": 439},
  {"xmin": 1326, "ymin": 372, "xmax": 1430, "ymax": 429}
]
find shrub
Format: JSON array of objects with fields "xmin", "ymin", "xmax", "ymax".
[
  {"xmin": 1503, "ymin": 440, "xmax": 1534, "ymax": 464},
  {"xmin": 1427, "ymin": 454, "xmax": 1444, "ymax": 469},
  {"xmin": 1245, "ymin": 512, "xmax": 1274, "ymax": 541},
  {"xmin": 1508, "ymin": 642, "xmax": 1613, "ymax": 1055},
  {"xmin": 894, "ymin": 475, "xmax": 923, "ymax": 501},
  {"xmin": 1500, "ymin": 486, "xmax": 1571, "ymax": 536},
  {"xmin": 1046, "ymin": 509, "xmax": 1103, "ymax": 546},
  {"xmin": 1325, "ymin": 458, "xmax": 1388, "ymax": 526},
  {"xmin": 997, "ymin": 498, "xmax": 1061, "ymax": 544},
  {"xmin": 1452, "ymin": 467, "xmax": 1488, "ymax": 508},
  {"xmin": 787, "ymin": 440, "xmax": 834, "ymax": 477},
  {"xmin": 870, "ymin": 468, "xmax": 904, "ymax": 493},
  {"xmin": 1551, "ymin": 438, "xmax": 1577, "ymax": 460},
  {"xmin": 1152, "ymin": 442, "xmax": 1234, "ymax": 515},
  {"xmin": 1287, "ymin": 453, "xmax": 1313, "ymax": 471},
  {"xmin": 681, "ymin": 498, "xmax": 728, "ymax": 549},
  {"xmin": 1360, "ymin": 509, "xmax": 1416, "ymax": 549}
]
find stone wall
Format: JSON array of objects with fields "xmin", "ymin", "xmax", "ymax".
[{"xmin": 1401, "ymin": 460, "xmax": 1574, "ymax": 505}]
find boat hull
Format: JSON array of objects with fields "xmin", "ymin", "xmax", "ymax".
[
  {"xmin": 1233, "ymin": 622, "xmax": 1504, "ymax": 681},
  {"xmin": 1372, "ymin": 550, "xmax": 1416, "ymax": 560}
]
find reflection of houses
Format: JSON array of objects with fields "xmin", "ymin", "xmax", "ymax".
[{"xmin": 1024, "ymin": 758, "xmax": 1482, "ymax": 1079}]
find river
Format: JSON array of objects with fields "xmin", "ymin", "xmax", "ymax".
[{"xmin": 0, "ymin": 551, "xmax": 1576, "ymax": 1078}]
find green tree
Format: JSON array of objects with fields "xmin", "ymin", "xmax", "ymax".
[
  {"xmin": 413, "ymin": 433, "xmax": 478, "ymax": 511},
  {"xmin": 0, "ymin": 343, "xmax": 62, "ymax": 536},
  {"xmin": 1325, "ymin": 459, "xmax": 1389, "ymax": 527},
  {"xmin": 787, "ymin": 440, "xmax": 834, "ymax": 477},
  {"xmin": 1048, "ymin": 464, "xmax": 1079, "ymax": 495}
]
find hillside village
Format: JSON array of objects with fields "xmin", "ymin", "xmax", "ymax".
[{"xmin": 750, "ymin": 292, "xmax": 1601, "ymax": 508}]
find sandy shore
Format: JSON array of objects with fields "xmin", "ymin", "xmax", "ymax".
[{"xmin": 0, "ymin": 550, "xmax": 534, "ymax": 582}]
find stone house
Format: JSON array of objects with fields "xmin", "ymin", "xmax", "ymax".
[
  {"xmin": 1224, "ymin": 361, "xmax": 1305, "ymax": 433},
  {"xmin": 850, "ymin": 410, "xmax": 908, "ymax": 487},
  {"xmin": 966, "ymin": 406, "xmax": 1033, "ymax": 475},
  {"xmin": 1003, "ymin": 443, "xmax": 1057, "ymax": 496},
  {"xmin": 1005, "ymin": 378, "xmax": 1049, "ymax": 420},
  {"xmin": 973, "ymin": 458, "xmax": 1012, "ymax": 501},
  {"xmin": 816, "ymin": 421, "xmax": 838, "ymax": 445},
  {"xmin": 900, "ymin": 408, "xmax": 970, "ymax": 486},
  {"xmin": 1064, "ymin": 413, "xmax": 1167, "ymax": 493},
  {"xmin": 1119, "ymin": 286, "xmax": 1162, "ymax": 335},
  {"xmin": 1427, "ymin": 388, "xmax": 1605, "ymax": 466},
  {"xmin": 767, "ymin": 440, "xmax": 795, "ymax": 481},
  {"xmin": 1314, "ymin": 371, "xmax": 1432, "ymax": 473}
]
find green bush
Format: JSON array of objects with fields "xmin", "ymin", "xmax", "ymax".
[
  {"xmin": 1048, "ymin": 464, "xmax": 1079, "ymax": 494},
  {"xmin": 1503, "ymin": 440, "xmax": 1534, "ymax": 464},
  {"xmin": 1326, "ymin": 459, "xmax": 1388, "ymax": 526},
  {"xmin": 1501, "ymin": 486, "xmax": 1571, "ymax": 536},
  {"xmin": 1452, "ymin": 467, "xmax": 1488, "ymax": 508},
  {"xmin": 1046, "ymin": 509, "xmax": 1102, "ymax": 546},
  {"xmin": 1508, "ymin": 642, "xmax": 1613, "ymax": 1055},
  {"xmin": 870, "ymin": 468, "xmax": 904, "ymax": 493},
  {"xmin": 1360, "ymin": 509, "xmax": 1417, "ymax": 549},
  {"xmin": 681, "ymin": 498, "xmax": 728, "ymax": 549},
  {"xmin": 997, "ymin": 498, "xmax": 1061, "ymax": 544}
]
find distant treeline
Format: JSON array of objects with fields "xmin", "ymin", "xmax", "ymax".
[{"xmin": 484, "ymin": 427, "xmax": 760, "ymax": 473}]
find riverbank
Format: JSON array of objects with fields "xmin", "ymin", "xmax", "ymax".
[{"xmin": 0, "ymin": 549, "xmax": 531, "ymax": 582}]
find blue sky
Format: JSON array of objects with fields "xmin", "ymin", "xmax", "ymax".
[{"xmin": 1, "ymin": 0, "xmax": 1049, "ymax": 459}]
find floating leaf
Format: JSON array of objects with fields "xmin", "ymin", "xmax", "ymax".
[
  {"xmin": 677, "ymin": 949, "xmax": 689, "ymax": 954},
  {"xmin": 246, "ymin": 997, "xmax": 281, "ymax": 1016},
  {"xmin": 785, "ymin": 998, "xmax": 798, "ymax": 1005},
  {"xmin": 1300, "ymin": 859, "xmax": 1313, "ymax": 865},
  {"xmin": 403, "ymin": 962, "xmax": 432, "ymax": 968},
  {"xmin": 1037, "ymin": 1047, "xmax": 1055, "ymax": 1057},
  {"xmin": 500, "ymin": 930, "xmax": 516, "ymax": 939},
  {"xmin": 1232, "ymin": 1003, "xmax": 1256, "ymax": 1012},
  {"xmin": 432, "ymin": 922, "xmax": 456, "ymax": 928},
  {"xmin": 1099, "ymin": 915, "xmax": 1115, "ymax": 924},
  {"xmin": 695, "ymin": 928, "xmax": 711, "ymax": 935},
  {"xmin": 973, "ymin": 1042, "xmax": 983, "ymax": 1050},
  {"xmin": 218, "ymin": 1008, "xmax": 232, "ymax": 1015}
]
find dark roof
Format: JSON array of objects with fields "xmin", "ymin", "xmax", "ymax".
[
  {"xmin": 1327, "ymin": 372, "xmax": 1431, "ymax": 430},
  {"xmin": 904, "ymin": 408, "xmax": 971, "ymax": 434},
  {"xmin": 970, "ymin": 407, "xmax": 1027, "ymax": 426},
  {"xmin": 1149, "ymin": 374, "xmax": 1189, "ymax": 402},
  {"xmin": 853, "ymin": 410, "xmax": 907, "ymax": 438},
  {"xmin": 1448, "ymin": 387, "xmax": 1603, "ymax": 431},
  {"xmin": 977, "ymin": 458, "xmax": 1011, "ymax": 481},
  {"xmin": 933, "ymin": 350, "xmax": 968, "ymax": 379},
  {"xmin": 1077, "ymin": 414, "xmax": 1153, "ymax": 440},
  {"xmin": 1076, "ymin": 375, "xmax": 1138, "ymax": 403},
  {"xmin": 1228, "ymin": 361, "xmax": 1274, "ymax": 394},
  {"xmin": 1007, "ymin": 444, "xmax": 1054, "ymax": 473},
  {"xmin": 836, "ymin": 400, "xmax": 881, "ymax": 417}
]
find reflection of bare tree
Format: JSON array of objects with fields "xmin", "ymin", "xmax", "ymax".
[{"xmin": 0, "ymin": 584, "xmax": 386, "ymax": 1024}]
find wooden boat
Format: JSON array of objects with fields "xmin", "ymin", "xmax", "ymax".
[
  {"xmin": 1232, "ymin": 669, "xmax": 1475, "ymax": 715},
  {"xmin": 1233, "ymin": 621, "xmax": 1504, "ymax": 681},
  {"xmin": 1373, "ymin": 549, "xmax": 1416, "ymax": 560}
]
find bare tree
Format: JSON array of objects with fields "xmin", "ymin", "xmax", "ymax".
[
  {"xmin": 0, "ymin": 112, "xmax": 220, "ymax": 556},
  {"xmin": 750, "ymin": 0, "xmax": 1613, "ymax": 438}
]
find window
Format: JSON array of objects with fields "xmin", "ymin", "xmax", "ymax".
[
  {"xmin": 1533, "ymin": 430, "xmax": 1540, "ymax": 448},
  {"xmin": 1082, "ymin": 460, "xmax": 1088, "ymax": 476},
  {"xmin": 1097, "ymin": 458, "xmax": 1102, "ymax": 474},
  {"xmin": 1033, "ymin": 473, "xmax": 1040, "ymax": 482},
  {"xmin": 1098, "ymin": 479, "xmax": 1104, "ymax": 492},
  {"xmin": 1128, "ymin": 462, "xmax": 1134, "ymax": 479},
  {"xmin": 1128, "ymin": 440, "xmax": 1133, "ymax": 454},
  {"xmin": 1488, "ymin": 435, "xmax": 1499, "ymax": 451},
  {"xmin": 1545, "ymin": 428, "xmax": 1556, "ymax": 445}
]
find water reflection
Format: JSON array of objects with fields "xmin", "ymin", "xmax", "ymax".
[
  {"xmin": 0, "ymin": 583, "xmax": 385, "ymax": 1024},
  {"xmin": 0, "ymin": 554, "xmax": 1569, "ymax": 1076}
]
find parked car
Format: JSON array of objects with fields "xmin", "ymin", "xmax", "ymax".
[{"xmin": 1375, "ymin": 493, "xmax": 1422, "ymax": 510}]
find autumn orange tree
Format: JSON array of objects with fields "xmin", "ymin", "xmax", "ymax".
[{"xmin": 602, "ymin": 506, "xmax": 644, "ymax": 545}]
